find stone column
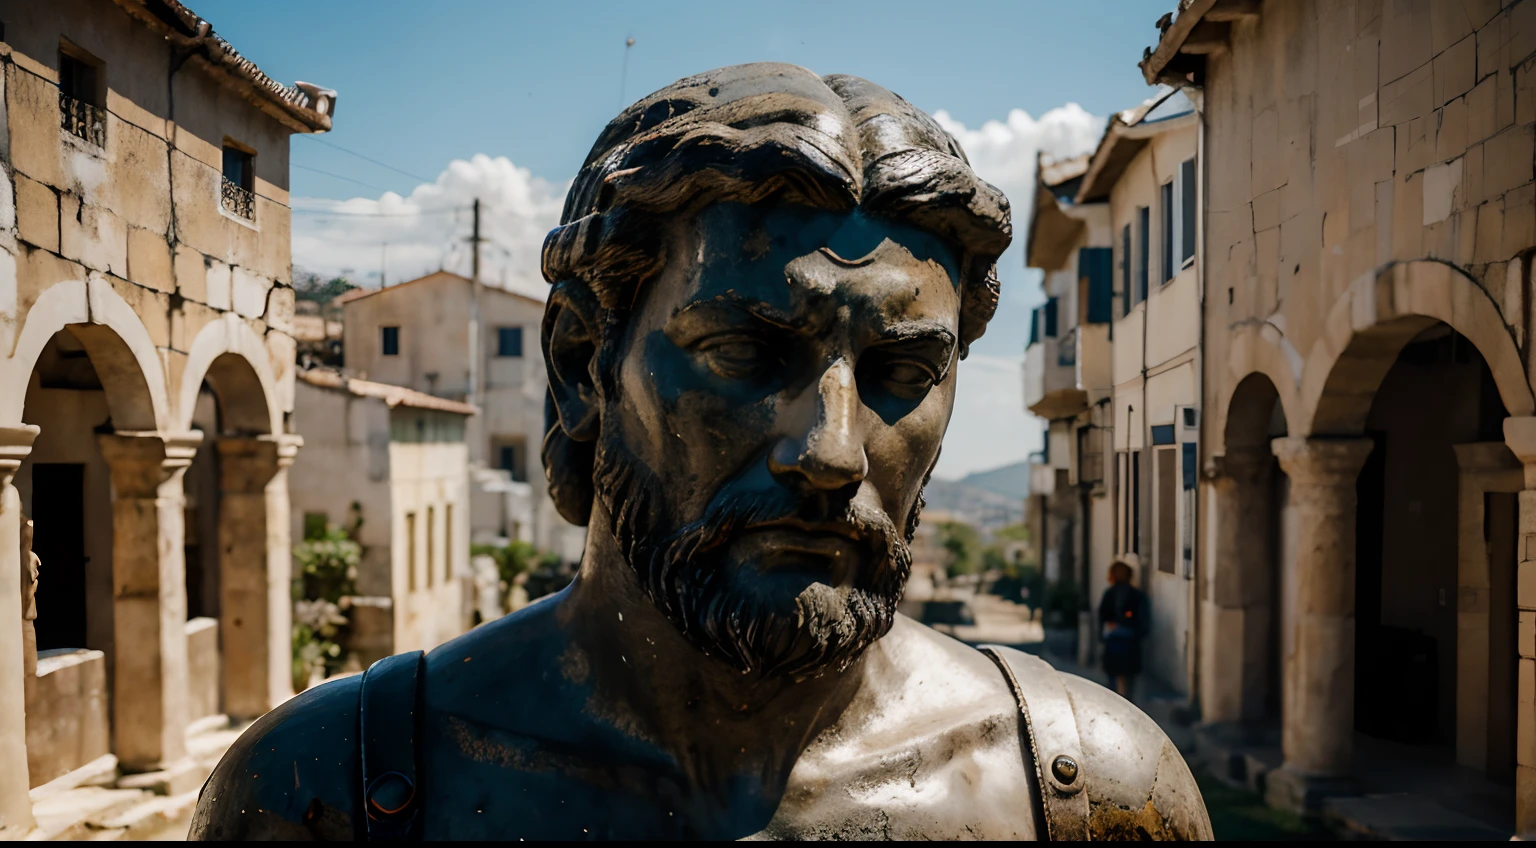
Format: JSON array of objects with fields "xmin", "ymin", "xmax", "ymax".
[
  {"xmin": 96, "ymin": 430, "xmax": 200, "ymax": 774},
  {"xmin": 1200, "ymin": 446, "xmax": 1275, "ymax": 725},
  {"xmin": 216, "ymin": 435, "xmax": 301, "ymax": 721},
  {"xmin": 1265, "ymin": 436, "xmax": 1373, "ymax": 813},
  {"xmin": 0, "ymin": 425, "xmax": 38, "ymax": 837},
  {"xmin": 1501, "ymin": 417, "xmax": 1536, "ymax": 833}
]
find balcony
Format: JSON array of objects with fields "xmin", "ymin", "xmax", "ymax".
[
  {"xmin": 1075, "ymin": 322, "xmax": 1113, "ymax": 402},
  {"xmin": 1024, "ymin": 334, "xmax": 1088, "ymax": 420},
  {"xmin": 221, "ymin": 176, "xmax": 255, "ymax": 220},
  {"xmin": 59, "ymin": 92, "xmax": 105, "ymax": 147}
]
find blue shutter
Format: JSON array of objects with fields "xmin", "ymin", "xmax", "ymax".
[
  {"xmin": 1121, "ymin": 225, "xmax": 1131, "ymax": 316},
  {"xmin": 1044, "ymin": 297, "xmax": 1058, "ymax": 337},
  {"xmin": 1181, "ymin": 442, "xmax": 1197, "ymax": 490},
  {"xmin": 1150, "ymin": 424, "xmax": 1175, "ymax": 445},
  {"xmin": 1028, "ymin": 306, "xmax": 1042, "ymax": 346},
  {"xmin": 1081, "ymin": 246, "xmax": 1114, "ymax": 323}
]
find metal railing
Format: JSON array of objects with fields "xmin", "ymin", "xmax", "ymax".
[
  {"xmin": 221, "ymin": 176, "xmax": 255, "ymax": 220},
  {"xmin": 59, "ymin": 92, "xmax": 105, "ymax": 147}
]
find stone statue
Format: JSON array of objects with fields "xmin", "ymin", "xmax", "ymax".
[
  {"xmin": 190, "ymin": 64, "xmax": 1211, "ymax": 841},
  {"xmin": 20, "ymin": 517, "xmax": 38, "ymax": 682}
]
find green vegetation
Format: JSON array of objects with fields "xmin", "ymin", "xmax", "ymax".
[
  {"xmin": 291, "ymin": 508, "xmax": 362, "ymax": 691},
  {"xmin": 293, "ymin": 266, "xmax": 357, "ymax": 304},
  {"xmin": 1189, "ymin": 766, "xmax": 1335, "ymax": 841},
  {"xmin": 471, "ymin": 540, "xmax": 566, "ymax": 611},
  {"xmin": 937, "ymin": 520, "xmax": 984, "ymax": 576}
]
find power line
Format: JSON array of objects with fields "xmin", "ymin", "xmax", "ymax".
[
  {"xmin": 299, "ymin": 136, "xmax": 437, "ymax": 184},
  {"xmin": 291, "ymin": 164, "xmax": 394, "ymax": 192},
  {"xmin": 290, "ymin": 206, "xmax": 458, "ymax": 218}
]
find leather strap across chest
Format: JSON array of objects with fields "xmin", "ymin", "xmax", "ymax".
[
  {"xmin": 359, "ymin": 650, "xmax": 426, "ymax": 841},
  {"xmin": 979, "ymin": 645, "xmax": 1090, "ymax": 841}
]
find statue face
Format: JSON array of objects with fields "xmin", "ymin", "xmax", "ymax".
[{"xmin": 592, "ymin": 201, "xmax": 962, "ymax": 679}]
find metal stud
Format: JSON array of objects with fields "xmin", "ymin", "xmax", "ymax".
[{"xmin": 1051, "ymin": 754, "xmax": 1079, "ymax": 785}]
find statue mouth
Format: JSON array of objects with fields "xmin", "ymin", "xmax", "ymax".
[{"xmin": 732, "ymin": 520, "xmax": 865, "ymax": 586}]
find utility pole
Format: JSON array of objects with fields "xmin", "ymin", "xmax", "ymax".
[
  {"xmin": 467, "ymin": 199, "xmax": 485, "ymax": 460},
  {"xmin": 380, "ymin": 241, "xmax": 387, "ymax": 288}
]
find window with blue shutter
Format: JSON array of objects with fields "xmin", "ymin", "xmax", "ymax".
[
  {"xmin": 1136, "ymin": 206, "xmax": 1150, "ymax": 304},
  {"xmin": 1043, "ymin": 297, "xmax": 1058, "ymax": 337},
  {"xmin": 1028, "ymin": 306, "xmax": 1042, "ymax": 346},
  {"xmin": 1080, "ymin": 246, "xmax": 1113, "ymax": 323},
  {"xmin": 381, "ymin": 326, "xmax": 399, "ymax": 356},
  {"xmin": 1121, "ymin": 224, "xmax": 1131, "ymax": 316},
  {"xmin": 1180, "ymin": 158, "xmax": 1197, "ymax": 265},
  {"xmin": 496, "ymin": 326, "xmax": 523, "ymax": 357}
]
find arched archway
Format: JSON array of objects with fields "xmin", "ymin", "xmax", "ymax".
[
  {"xmin": 8, "ymin": 298, "xmax": 194, "ymax": 781},
  {"xmin": 1264, "ymin": 259, "xmax": 1529, "ymax": 810},
  {"xmin": 1202, "ymin": 370, "xmax": 1290, "ymax": 741},
  {"xmin": 176, "ymin": 315, "xmax": 294, "ymax": 721}
]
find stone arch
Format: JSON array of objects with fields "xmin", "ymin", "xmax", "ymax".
[
  {"xmin": 1, "ymin": 278, "xmax": 169, "ymax": 431},
  {"xmin": 1301, "ymin": 260, "xmax": 1534, "ymax": 436},
  {"xmin": 1212, "ymin": 321, "xmax": 1301, "ymax": 456},
  {"xmin": 178, "ymin": 313, "xmax": 279, "ymax": 436}
]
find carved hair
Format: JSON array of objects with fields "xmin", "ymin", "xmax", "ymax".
[{"xmin": 540, "ymin": 63, "xmax": 1012, "ymax": 525}]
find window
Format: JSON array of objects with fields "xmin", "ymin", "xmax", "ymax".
[
  {"xmin": 1160, "ymin": 182, "xmax": 1175, "ymax": 284},
  {"xmin": 1131, "ymin": 449, "xmax": 1142, "ymax": 554},
  {"xmin": 426, "ymin": 505, "xmax": 435, "ymax": 588},
  {"xmin": 58, "ymin": 46, "xmax": 104, "ymax": 146},
  {"xmin": 381, "ymin": 326, "xmax": 400, "ymax": 356},
  {"xmin": 444, "ymin": 504, "xmax": 454, "ymax": 579},
  {"xmin": 1156, "ymin": 447, "xmax": 1177, "ymax": 574},
  {"xmin": 1043, "ymin": 297, "xmax": 1058, "ymax": 337},
  {"xmin": 406, "ymin": 511, "xmax": 417, "ymax": 591},
  {"xmin": 302, "ymin": 512, "xmax": 328, "ymax": 541},
  {"xmin": 1180, "ymin": 158, "xmax": 1197, "ymax": 266},
  {"xmin": 1079, "ymin": 247, "xmax": 1113, "ymax": 324},
  {"xmin": 221, "ymin": 144, "xmax": 255, "ymax": 220},
  {"xmin": 1028, "ymin": 306, "xmax": 1042, "ymax": 346},
  {"xmin": 498, "ymin": 441, "xmax": 525, "ymax": 482},
  {"xmin": 1135, "ymin": 207, "xmax": 1150, "ymax": 305},
  {"xmin": 496, "ymin": 326, "xmax": 523, "ymax": 358},
  {"xmin": 1120, "ymin": 224, "xmax": 1131, "ymax": 316}
]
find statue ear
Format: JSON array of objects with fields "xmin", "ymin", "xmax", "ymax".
[{"xmin": 542, "ymin": 282, "xmax": 601, "ymax": 442}]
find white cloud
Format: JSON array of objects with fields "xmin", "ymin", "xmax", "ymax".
[
  {"xmin": 291, "ymin": 153, "xmax": 568, "ymax": 300},
  {"xmin": 928, "ymin": 104, "xmax": 1104, "ymax": 480}
]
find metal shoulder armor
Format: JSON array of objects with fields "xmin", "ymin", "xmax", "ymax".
[
  {"xmin": 188, "ymin": 674, "xmax": 364, "ymax": 841},
  {"xmin": 980, "ymin": 644, "xmax": 1213, "ymax": 841}
]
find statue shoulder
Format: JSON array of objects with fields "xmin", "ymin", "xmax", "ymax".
[
  {"xmin": 980, "ymin": 645, "xmax": 1211, "ymax": 841},
  {"xmin": 1058, "ymin": 672, "xmax": 1212, "ymax": 840},
  {"xmin": 188, "ymin": 674, "xmax": 363, "ymax": 841}
]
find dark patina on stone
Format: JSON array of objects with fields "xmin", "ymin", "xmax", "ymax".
[{"xmin": 189, "ymin": 63, "xmax": 1212, "ymax": 842}]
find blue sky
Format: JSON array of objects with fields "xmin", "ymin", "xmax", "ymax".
[{"xmin": 195, "ymin": 0, "xmax": 1173, "ymax": 477}]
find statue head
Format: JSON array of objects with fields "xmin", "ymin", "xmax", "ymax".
[{"xmin": 541, "ymin": 63, "xmax": 1011, "ymax": 681}]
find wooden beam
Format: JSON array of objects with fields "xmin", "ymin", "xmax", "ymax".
[
  {"xmin": 1179, "ymin": 21, "xmax": 1231, "ymax": 55},
  {"xmin": 1205, "ymin": 0, "xmax": 1261, "ymax": 22}
]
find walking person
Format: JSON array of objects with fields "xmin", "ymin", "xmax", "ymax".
[{"xmin": 1099, "ymin": 560, "xmax": 1148, "ymax": 702}]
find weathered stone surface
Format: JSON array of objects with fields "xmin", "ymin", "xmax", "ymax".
[
  {"xmin": 205, "ymin": 258, "xmax": 232, "ymax": 311},
  {"xmin": 14, "ymin": 173, "xmax": 58, "ymax": 253},
  {"xmin": 231, "ymin": 266, "xmax": 272, "ymax": 320},
  {"xmin": 59, "ymin": 197, "xmax": 128, "ymax": 278},
  {"xmin": 126, "ymin": 226, "xmax": 173, "ymax": 293}
]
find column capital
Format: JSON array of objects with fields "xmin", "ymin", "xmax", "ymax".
[
  {"xmin": 97, "ymin": 430, "xmax": 203, "ymax": 497},
  {"xmin": 1207, "ymin": 444, "xmax": 1274, "ymax": 483},
  {"xmin": 0, "ymin": 425, "xmax": 39, "ymax": 489},
  {"xmin": 1271, "ymin": 436, "xmax": 1373, "ymax": 486},
  {"xmin": 217, "ymin": 434, "xmax": 302, "ymax": 493}
]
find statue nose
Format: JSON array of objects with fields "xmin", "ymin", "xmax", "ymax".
[{"xmin": 769, "ymin": 359, "xmax": 868, "ymax": 492}]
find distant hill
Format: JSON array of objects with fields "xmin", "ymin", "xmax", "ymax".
[{"xmin": 957, "ymin": 460, "xmax": 1032, "ymax": 501}]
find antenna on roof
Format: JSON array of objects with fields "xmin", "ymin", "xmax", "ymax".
[{"xmin": 619, "ymin": 35, "xmax": 636, "ymax": 111}]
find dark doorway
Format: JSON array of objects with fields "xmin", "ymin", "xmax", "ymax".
[
  {"xmin": 1487, "ymin": 491, "xmax": 1518, "ymax": 784},
  {"xmin": 30, "ymin": 463, "xmax": 87, "ymax": 650}
]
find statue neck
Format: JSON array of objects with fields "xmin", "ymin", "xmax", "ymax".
[{"xmin": 554, "ymin": 503, "xmax": 865, "ymax": 800}]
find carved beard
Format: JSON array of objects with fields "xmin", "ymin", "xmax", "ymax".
[{"xmin": 592, "ymin": 431, "xmax": 919, "ymax": 681}]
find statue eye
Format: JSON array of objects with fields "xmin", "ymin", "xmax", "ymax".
[
  {"xmin": 699, "ymin": 337, "xmax": 770, "ymax": 379},
  {"xmin": 881, "ymin": 359, "xmax": 937, "ymax": 399}
]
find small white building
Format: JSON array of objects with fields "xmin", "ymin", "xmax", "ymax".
[
  {"xmin": 289, "ymin": 369, "xmax": 474, "ymax": 660},
  {"xmin": 336, "ymin": 271, "xmax": 585, "ymax": 562}
]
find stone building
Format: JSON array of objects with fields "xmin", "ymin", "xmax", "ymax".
[
  {"xmin": 336, "ymin": 271, "xmax": 585, "ymax": 561},
  {"xmin": 289, "ymin": 370, "xmax": 473, "ymax": 663},
  {"xmin": 1133, "ymin": 0, "xmax": 1536, "ymax": 832},
  {"xmin": 0, "ymin": 0, "xmax": 333, "ymax": 836},
  {"xmin": 1022, "ymin": 152, "xmax": 1114, "ymax": 662}
]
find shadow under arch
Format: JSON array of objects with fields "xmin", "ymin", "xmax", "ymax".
[
  {"xmin": 1301, "ymin": 260, "xmax": 1534, "ymax": 437},
  {"xmin": 4, "ymin": 279, "xmax": 169, "ymax": 432},
  {"xmin": 178, "ymin": 314, "xmax": 279, "ymax": 436}
]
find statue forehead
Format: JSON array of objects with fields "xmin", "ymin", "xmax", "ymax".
[{"xmin": 663, "ymin": 203, "xmax": 962, "ymax": 311}]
